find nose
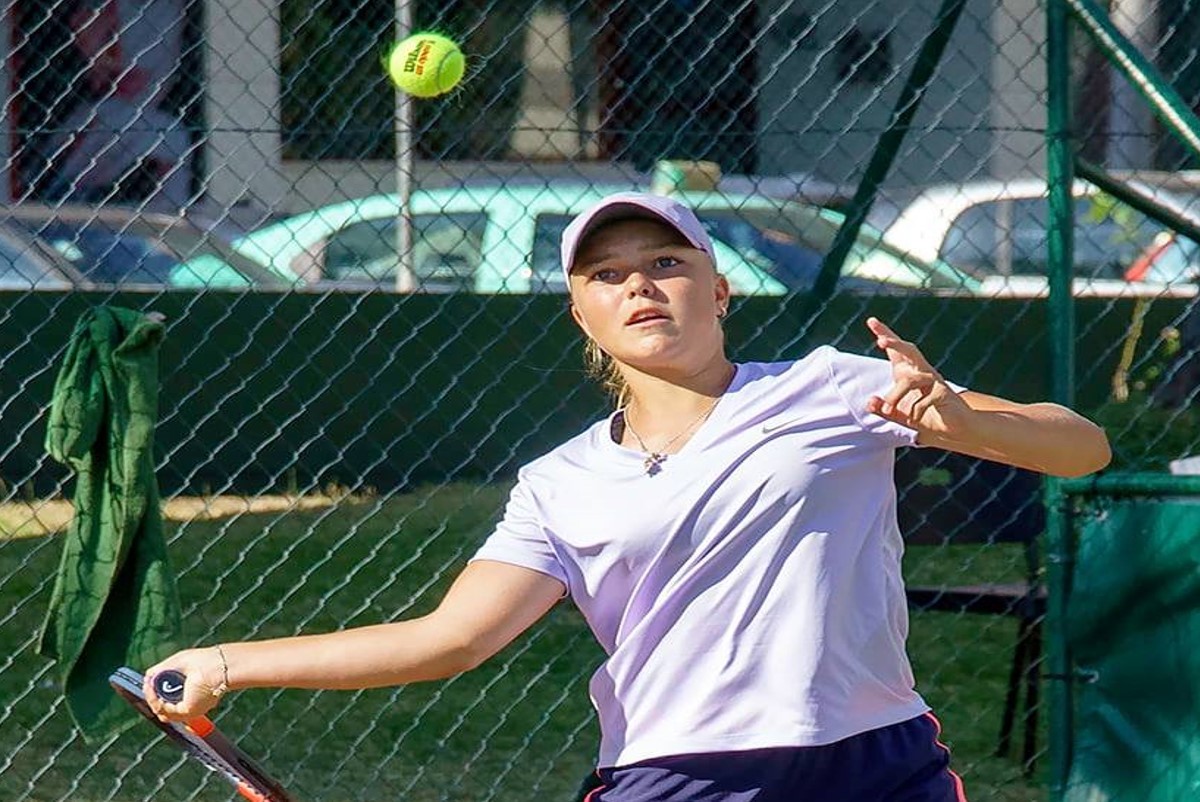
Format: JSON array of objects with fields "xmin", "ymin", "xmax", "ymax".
[{"xmin": 625, "ymin": 271, "xmax": 654, "ymax": 297}]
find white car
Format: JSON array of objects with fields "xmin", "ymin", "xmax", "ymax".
[{"xmin": 870, "ymin": 178, "xmax": 1200, "ymax": 298}]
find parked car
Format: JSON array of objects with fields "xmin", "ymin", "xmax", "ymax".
[
  {"xmin": 234, "ymin": 183, "xmax": 979, "ymax": 295},
  {"xmin": 0, "ymin": 220, "xmax": 91, "ymax": 289},
  {"xmin": 2, "ymin": 205, "xmax": 289, "ymax": 289},
  {"xmin": 871, "ymin": 178, "xmax": 1200, "ymax": 297},
  {"xmin": 1125, "ymin": 230, "xmax": 1200, "ymax": 285}
]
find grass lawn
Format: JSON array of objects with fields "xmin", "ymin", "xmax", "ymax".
[{"xmin": 0, "ymin": 483, "xmax": 1046, "ymax": 801}]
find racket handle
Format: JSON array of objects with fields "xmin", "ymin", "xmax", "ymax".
[{"xmin": 154, "ymin": 669, "xmax": 188, "ymax": 703}]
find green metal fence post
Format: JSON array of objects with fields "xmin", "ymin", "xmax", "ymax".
[{"xmin": 1046, "ymin": 0, "xmax": 1075, "ymax": 796}]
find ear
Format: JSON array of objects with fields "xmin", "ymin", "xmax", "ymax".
[
  {"xmin": 569, "ymin": 300, "xmax": 593, "ymax": 340},
  {"xmin": 714, "ymin": 273, "xmax": 731, "ymax": 316}
]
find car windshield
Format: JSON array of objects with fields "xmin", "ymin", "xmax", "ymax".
[{"xmin": 26, "ymin": 221, "xmax": 180, "ymax": 284}]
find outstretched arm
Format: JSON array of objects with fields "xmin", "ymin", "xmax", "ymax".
[
  {"xmin": 144, "ymin": 561, "xmax": 565, "ymax": 721},
  {"xmin": 864, "ymin": 317, "xmax": 1111, "ymax": 478}
]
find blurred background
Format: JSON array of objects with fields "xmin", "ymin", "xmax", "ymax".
[{"xmin": 3, "ymin": 1, "xmax": 1200, "ymax": 801}]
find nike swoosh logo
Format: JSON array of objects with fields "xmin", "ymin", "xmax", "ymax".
[
  {"xmin": 762, "ymin": 416, "xmax": 805, "ymax": 434},
  {"xmin": 160, "ymin": 681, "xmax": 183, "ymax": 694}
]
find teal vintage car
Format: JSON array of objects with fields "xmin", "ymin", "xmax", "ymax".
[{"xmin": 234, "ymin": 183, "xmax": 979, "ymax": 295}]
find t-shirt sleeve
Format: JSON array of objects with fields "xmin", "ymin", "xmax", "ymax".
[
  {"xmin": 824, "ymin": 347, "xmax": 968, "ymax": 448},
  {"xmin": 470, "ymin": 476, "xmax": 570, "ymax": 590}
]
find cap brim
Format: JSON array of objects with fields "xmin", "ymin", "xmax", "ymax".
[{"xmin": 562, "ymin": 200, "xmax": 710, "ymax": 278}]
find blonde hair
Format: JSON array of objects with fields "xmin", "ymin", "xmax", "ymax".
[{"xmin": 583, "ymin": 338, "xmax": 631, "ymax": 408}]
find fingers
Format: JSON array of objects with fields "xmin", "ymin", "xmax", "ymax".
[
  {"xmin": 868, "ymin": 383, "xmax": 932, "ymax": 423},
  {"xmin": 866, "ymin": 317, "xmax": 900, "ymax": 360},
  {"xmin": 866, "ymin": 317, "xmax": 933, "ymax": 371},
  {"xmin": 865, "ymin": 317, "xmax": 958, "ymax": 432},
  {"xmin": 865, "ymin": 316, "xmax": 894, "ymax": 339}
]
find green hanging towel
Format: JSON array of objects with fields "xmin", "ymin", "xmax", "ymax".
[{"xmin": 39, "ymin": 306, "xmax": 181, "ymax": 742}]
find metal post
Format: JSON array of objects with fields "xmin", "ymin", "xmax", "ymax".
[
  {"xmin": 1045, "ymin": 0, "xmax": 1075, "ymax": 796},
  {"xmin": 394, "ymin": 1, "xmax": 414, "ymax": 292}
]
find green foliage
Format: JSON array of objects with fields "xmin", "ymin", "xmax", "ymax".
[{"xmin": 1092, "ymin": 392, "xmax": 1200, "ymax": 471}]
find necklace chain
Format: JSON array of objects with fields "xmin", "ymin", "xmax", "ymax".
[{"xmin": 623, "ymin": 398, "xmax": 719, "ymax": 476}]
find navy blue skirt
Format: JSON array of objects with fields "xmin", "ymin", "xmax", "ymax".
[{"xmin": 576, "ymin": 714, "xmax": 967, "ymax": 802}]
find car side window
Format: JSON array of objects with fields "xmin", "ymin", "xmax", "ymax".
[
  {"xmin": 322, "ymin": 218, "xmax": 398, "ymax": 282},
  {"xmin": 947, "ymin": 194, "xmax": 1164, "ymax": 280},
  {"xmin": 939, "ymin": 203, "xmax": 997, "ymax": 275},
  {"xmin": 412, "ymin": 213, "xmax": 487, "ymax": 292},
  {"xmin": 1010, "ymin": 195, "xmax": 1165, "ymax": 280},
  {"xmin": 1073, "ymin": 196, "xmax": 1163, "ymax": 280},
  {"xmin": 322, "ymin": 213, "xmax": 486, "ymax": 291},
  {"xmin": 1007, "ymin": 198, "xmax": 1049, "ymax": 275}
]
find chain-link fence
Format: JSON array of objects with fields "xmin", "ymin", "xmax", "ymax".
[{"xmin": 3, "ymin": 1, "xmax": 1200, "ymax": 801}]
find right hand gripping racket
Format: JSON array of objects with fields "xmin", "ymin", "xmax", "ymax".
[{"xmin": 109, "ymin": 666, "xmax": 295, "ymax": 802}]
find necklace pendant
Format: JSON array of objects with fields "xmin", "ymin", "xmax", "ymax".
[{"xmin": 644, "ymin": 453, "xmax": 666, "ymax": 476}]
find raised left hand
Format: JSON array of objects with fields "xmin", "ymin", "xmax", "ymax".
[{"xmin": 864, "ymin": 317, "xmax": 972, "ymax": 437}]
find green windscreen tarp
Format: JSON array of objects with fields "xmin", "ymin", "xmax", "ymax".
[{"xmin": 1066, "ymin": 495, "xmax": 1200, "ymax": 800}]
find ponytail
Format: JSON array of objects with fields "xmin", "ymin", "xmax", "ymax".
[{"xmin": 583, "ymin": 338, "xmax": 631, "ymax": 409}]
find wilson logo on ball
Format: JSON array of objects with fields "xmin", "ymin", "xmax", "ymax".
[{"xmin": 403, "ymin": 41, "xmax": 432, "ymax": 75}]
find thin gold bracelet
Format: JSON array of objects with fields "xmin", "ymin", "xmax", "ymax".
[{"xmin": 212, "ymin": 644, "xmax": 230, "ymax": 698}]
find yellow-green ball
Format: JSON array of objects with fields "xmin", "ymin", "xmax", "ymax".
[{"xmin": 386, "ymin": 33, "xmax": 465, "ymax": 98}]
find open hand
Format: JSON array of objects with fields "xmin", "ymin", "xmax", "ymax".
[{"xmin": 864, "ymin": 317, "xmax": 971, "ymax": 437}]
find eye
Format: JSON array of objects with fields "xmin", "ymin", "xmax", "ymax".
[
  {"xmin": 590, "ymin": 267, "xmax": 619, "ymax": 282},
  {"xmin": 652, "ymin": 255, "xmax": 680, "ymax": 270}
]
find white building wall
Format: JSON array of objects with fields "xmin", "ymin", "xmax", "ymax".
[
  {"xmin": 203, "ymin": 0, "xmax": 288, "ymax": 210},
  {"xmin": 197, "ymin": 0, "xmax": 1051, "ymax": 213},
  {"xmin": 1, "ymin": 9, "xmax": 10, "ymax": 204},
  {"xmin": 990, "ymin": 0, "xmax": 1048, "ymax": 180},
  {"xmin": 755, "ymin": 0, "xmax": 1004, "ymax": 187}
]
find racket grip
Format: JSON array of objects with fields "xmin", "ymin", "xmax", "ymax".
[{"xmin": 154, "ymin": 669, "xmax": 188, "ymax": 703}]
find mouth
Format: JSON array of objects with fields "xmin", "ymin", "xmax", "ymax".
[{"xmin": 625, "ymin": 308, "xmax": 672, "ymax": 326}]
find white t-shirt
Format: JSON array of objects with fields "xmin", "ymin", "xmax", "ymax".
[{"xmin": 472, "ymin": 345, "xmax": 942, "ymax": 768}]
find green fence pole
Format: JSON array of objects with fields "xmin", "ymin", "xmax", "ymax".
[
  {"xmin": 1046, "ymin": 0, "xmax": 1075, "ymax": 796},
  {"xmin": 1066, "ymin": 0, "xmax": 1200, "ymax": 162},
  {"xmin": 810, "ymin": 0, "xmax": 967, "ymax": 305},
  {"xmin": 1062, "ymin": 473, "xmax": 1200, "ymax": 496}
]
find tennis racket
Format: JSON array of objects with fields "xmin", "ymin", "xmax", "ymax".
[{"xmin": 109, "ymin": 666, "xmax": 295, "ymax": 802}]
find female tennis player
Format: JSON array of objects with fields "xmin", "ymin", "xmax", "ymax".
[{"xmin": 145, "ymin": 191, "xmax": 1111, "ymax": 801}]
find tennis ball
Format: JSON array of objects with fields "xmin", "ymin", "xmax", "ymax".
[{"xmin": 386, "ymin": 33, "xmax": 465, "ymax": 98}]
